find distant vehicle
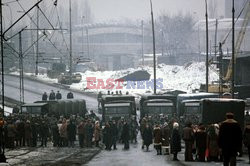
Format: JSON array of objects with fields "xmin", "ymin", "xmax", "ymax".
[
  {"xmin": 140, "ymin": 94, "xmax": 177, "ymax": 120},
  {"xmin": 58, "ymin": 73, "xmax": 82, "ymax": 84},
  {"xmin": 200, "ymin": 98, "xmax": 245, "ymax": 129},
  {"xmin": 21, "ymin": 99, "xmax": 87, "ymax": 118},
  {"xmin": 100, "ymin": 95, "xmax": 136, "ymax": 122},
  {"xmin": 47, "ymin": 63, "xmax": 66, "ymax": 79}
]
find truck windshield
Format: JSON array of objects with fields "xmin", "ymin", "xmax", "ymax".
[
  {"xmin": 146, "ymin": 106, "xmax": 173, "ymax": 115},
  {"xmin": 185, "ymin": 106, "xmax": 200, "ymax": 115},
  {"xmin": 22, "ymin": 106, "xmax": 42, "ymax": 114}
]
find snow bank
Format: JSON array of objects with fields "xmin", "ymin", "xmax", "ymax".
[{"xmin": 18, "ymin": 62, "xmax": 218, "ymax": 96}]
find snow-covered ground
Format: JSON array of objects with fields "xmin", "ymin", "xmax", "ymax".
[{"xmin": 19, "ymin": 62, "xmax": 219, "ymax": 96}]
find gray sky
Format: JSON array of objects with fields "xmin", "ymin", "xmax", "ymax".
[
  {"xmin": 2, "ymin": 0, "xmax": 226, "ymax": 28},
  {"xmin": 89, "ymin": 0, "xmax": 207, "ymax": 22}
]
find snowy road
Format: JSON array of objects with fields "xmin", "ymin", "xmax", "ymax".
[
  {"xmin": 86, "ymin": 135, "xmax": 250, "ymax": 166},
  {"xmin": 3, "ymin": 75, "xmax": 98, "ymax": 110}
]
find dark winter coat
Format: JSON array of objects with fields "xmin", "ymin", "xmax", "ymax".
[
  {"xmin": 153, "ymin": 127, "xmax": 162, "ymax": 145},
  {"xmin": 182, "ymin": 126, "xmax": 194, "ymax": 143},
  {"xmin": 103, "ymin": 125, "xmax": 112, "ymax": 145},
  {"xmin": 7, "ymin": 124, "xmax": 16, "ymax": 138},
  {"xmin": 207, "ymin": 126, "xmax": 219, "ymax": 157},
  {"xmin": 56, "ymin": 92, "xmax": 62, "ymax": 100},
  {"xmin": 218, "ymin": 119, "xmax": 242, "ymax": 155},
  {"xmin": 67, "ymin": 122, "xmax": 76, "ymax": 141},
  {"xmin": 121, "ymin": 123, "xmax": 130, "ymax": 142},
  {"xmin": 171, "ymin": 128, "xmax": 181, "ymax": 153},
  {"xmin": 49, "ymin": 92, "xmax": 56, "ymax": 100},
  {"xmin": 195, "ymin": 130, "xmax": 207, "ymax": 150},
  {"xmin": 24, "ymin": 123, "xmax": 32, "ymax": 139},
  {"xmin": 161, "ymin": 126, "xmax": 170, "ymax": 147},
  {"xmin": 244, "ymin": 124, "xmax": 250, "ymax": 147},
  {"xmin": 143, "ymin": 127, "xmax": 153, "ymax": 146},
  {"xmin": 40, "ymin": 123, "xmax": 49, "ymax": 138}
]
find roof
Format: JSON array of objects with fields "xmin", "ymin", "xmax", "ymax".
[
  {"xmin": 202, "ymin": 98, "xmax": 245, "ymax": 103},
  {"xmin": 22, "ymin": 103, "xmax": 48, "ymax": 107},
  {"xmin": 178, "ymin": 93, "xmax": 218, "ymax": 98}
]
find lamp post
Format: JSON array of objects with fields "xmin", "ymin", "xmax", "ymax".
[
  {"xmin": 205, "ymin": 0, "xmax": 209, "ymax": 92},
  {"xmin": 150, "ymin": 0, "xmax": 156, "ymax": 94}
]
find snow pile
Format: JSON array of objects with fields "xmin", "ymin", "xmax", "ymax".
[
  {"xmin": 70, "ymin": 62, "xmax": 219, "ymax": 95},
  {"xmin": 14, "ymin": 62, "xmax": 218, "ymax": 96}
]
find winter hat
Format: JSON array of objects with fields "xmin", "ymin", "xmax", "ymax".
[{"xmin": 173, "ymin": 122, "xmax": 179, "ymax": 129}]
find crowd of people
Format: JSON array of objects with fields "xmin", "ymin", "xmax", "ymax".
[
  {"xmin": 42, "ymin": 90, "xmax": 74, "ymax": 101},
  {"xmin": 139, "ymin": 112, "xmax": 249, "ymax": 166},
  {"xmin": 1, "ymin": 109, "xmax": 249, "ymax": 165}
]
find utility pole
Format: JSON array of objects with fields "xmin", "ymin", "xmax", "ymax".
[
  {"xmin": 214, "ymin": 19, "xmax": 218, "ymax": 57},
  {"xmin": 0, "ymin": 0, "xmax": 4, "ymax": 114},
  {"xmin": 141, "ymin": 20, "xmax": 144, "ymax": 66},
  {"xmin": 161, "ymin": 30, "xmax": 164, "ymax": 56},
  {"xmin": 232, "ymin": 0, "xmax": 235, "ymax": 98},
  {"xmin": 205, "ymin": 0, "xmax": 209, "ymax": 92},
  {"xmin": 86, "ymin": 28, "xmax": 89, "ymax": 59},
  {"xmin": 219, "ymin": 42, "xmax": 223, "ymax": 97},
  {"xmin": 81, "ymin": 16, "xmax": 84, "ymax": 57},
  {"xmin": 19, "ymin": 32, "xmax": 24, "ymax": 103},
  {"xmin": 35, "ymin": 0, "xmax": 39, "ymax": 75},
  {"xmin": 69, "ymin": 0, "xmax": 72, "ymax": 84},
  {"xmin": 150, "ymin": 0, "xmax": 156, "ymax": 94}
]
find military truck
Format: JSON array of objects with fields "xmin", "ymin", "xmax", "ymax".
[
  {"xmin": 21, "ymin": 99, "xmax": 87, "ymax": 117},
  {"xmin": 101, "ymin": 95, "xmax": 136, "ymax": 122},
  {"xmin": 200, "ymin": 98, "xmax": 245, "ymax": 129},
  {"xmin": 177, "ymin": 92, "xmax": 219, "ymax": 117},
  {"xmin": 140, "ymin": 94, "xmax": 177, "ymax": 120},
  {"xmin": 179, "ymin": 99, "xmax": 201, "ymax": 124}
]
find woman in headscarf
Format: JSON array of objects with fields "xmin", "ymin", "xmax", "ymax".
[{"xmin": 171, "ymin": 122, "xmax": 181, "ymax": 161}]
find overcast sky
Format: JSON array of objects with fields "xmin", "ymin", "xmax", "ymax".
[
  {"xmin": 2, "ymin": 0, "xmax": 226, "ymax": 27},
  {"xmin": 87, "ymin": 0, "xmax": 214, "ymax": 22}
]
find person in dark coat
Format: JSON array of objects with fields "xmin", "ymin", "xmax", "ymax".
[
  {"xmin": 51, "ymin": 122, "xmax": 60, "ymax": 147},
  {"xmin": 121, "ymin": 121, "xmax": 130, "ymax": 150},
  {"xmin": 110, "ymin": 120, "xmax": 118, "ymax": 150},
  {"xmin": 67, "ymin": 120, "xmax": 76, "ymax": 147},
  {"xmin": 244, "ymin": 123, "xmax": 250, "ymax": 164},
  {"xmin": 171, "ymin": 122, "xmax": 181, "ymax": 161},
  {"xmin": 16, "ymin": 119, "xmax": 25, "ymax": 146},
  {"xmin": 55, "ymin": 91, "xmax": 62, "ymax": 100},
  {"xmin": 31, "ymin": 120, "xmax": 38, "ymax": 147},
  {"xmin": 161, "ymin": 122, "xmax": 170, "ymax": 155},
  {"xmin": 195, "ymin": 124, "xmax": 207, "ymax": 162},
  {"xmin": 85, "ymin": 120, "xmax": 93, "ymax": 147},
  {"xmin": 142, "ymin": 124, "xmax": 153, "ymax": 151},
  {"xmin": 67, "ymin": 91, "xmax": 74, "ymax": 99},
  {"xmin": 207, "ymin": 124, "xmax": 220, "ymax": 161},
  {"xmin": 103, "ymin": 122, "xmax": 112, "ymax": 150},
  {"xmin": 40, "ymin": 121, "xmax": 49, "ymax": 147},
  {"xmin": 49, "ymin": 90, "xmax": 56, "ymax": 100},
  {"xmin": 78, "ymin": 121, "xmax": 85, "ymax": 148},
  {"xmin": 6, "ymin": 121, "xmax": 16, "ymax": 149},
  {"xmin": 153, "ymin": 124, "xmax": 162, "ymax": 155},
  {"xmin": 182, "ymin": 122, "xmax": 194, "ymax": 161},
  {"xmin": 42, "ymin": 92, "xmax": 48, "ymax": 101},
  {"xmin": 218, "ymin": 112, "xmax": 242, "ymax": 166},
  {"xmin": 24, "ymin": 120, "xmax": 32, "ymax": 147}
]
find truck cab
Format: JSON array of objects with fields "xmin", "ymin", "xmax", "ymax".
[{"xmin": 101, "ymin": 95, "xmax": 136, "ymax": 122}]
